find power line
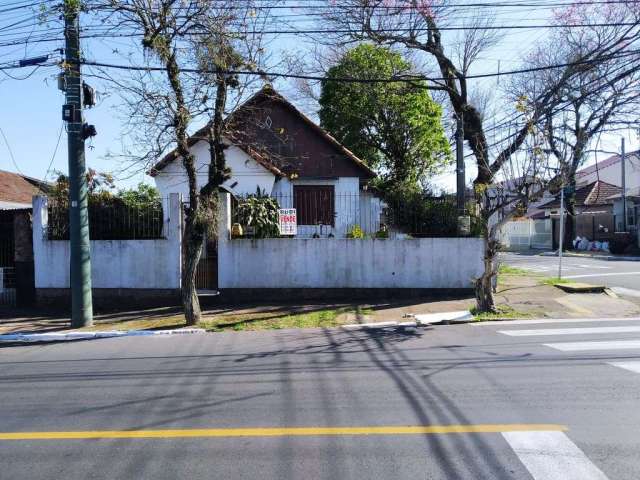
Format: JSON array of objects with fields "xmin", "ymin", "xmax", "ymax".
[
  {"xmin": 44, "ymin": 122, "xmax": 64, "ymax": 181},
  {"xmin": 80, "ymin": 48, "xmax": 640, "ymax": 83},
  {"xmin": 0, "ymin": 124, "xmax": 23, "ymax": 174}
]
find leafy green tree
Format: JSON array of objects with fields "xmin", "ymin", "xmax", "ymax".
[
  {"xmin": 118, "ymin": 183, "xmax": 161, "ymax": 208},
  {"xmin": 319, "ymin": 44, "xmax": 451, "ymax": 190}
]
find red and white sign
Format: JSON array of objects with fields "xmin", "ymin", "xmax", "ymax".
[{"xmin": 278, "ymin": 208, "xmax": 297, "ymax": 235}]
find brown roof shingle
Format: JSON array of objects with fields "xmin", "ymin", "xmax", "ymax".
[
  {"xmin": 539, "ymin": 181, "xmax": 621, "ymax": 209},
  {"xmin": 149, "ymin": 85, "xmax": 376, "ymax": 179},
  {"xmin": 0, "ymin": 170, "xmax": 42, "ymax": 206}
]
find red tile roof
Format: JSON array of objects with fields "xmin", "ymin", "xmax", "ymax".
[
  {"xmin": 0, "ymin": 170, "xmax": 42, "ymax": 206},
  {"xmin": 539, "ymin": 181, "xmax": 621, "ymax": 209}
]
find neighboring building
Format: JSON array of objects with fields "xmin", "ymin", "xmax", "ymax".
[
  {"xmin": 575, "ymin": 151, "xmax": 640, "ymax": 191},
  {"xmin": 499, "ymin": 152, "xmax": 640, "ymax": 251},
  {"xmin": 150, "ymin": 85, "xmax": 383, "ymax": 237},
  {"xmin": 539, "ymin": 180, "xmax": 621, "ymax": 247},
  {"xmin": 608, "ymin": 186, "xmax": 639, "ymax": 236},
  {"xmin": 0, "ymin": 169, "xmax": 46, "ymax": 210},
  {"xmin": 0, "ymin": 170, "xmax": 48, "ymax": 306}
]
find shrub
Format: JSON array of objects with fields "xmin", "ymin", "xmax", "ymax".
[
  {"xmin": 346, "ymin": 224, "xmax": 365, "ymax": 238},
  {"xmin": 235, "ymin": 194, "xmax": 280, "ymax": 238}
]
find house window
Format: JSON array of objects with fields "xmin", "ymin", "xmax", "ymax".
[
  {"xmin": 294, "ymin": 185, "xmax": 335, "ymax": 226},
  {"xmin": 627, "ymin": 206, "xmax": 636, "ymax": 227}
]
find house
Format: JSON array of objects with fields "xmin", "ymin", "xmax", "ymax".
[
  {"xmin": 150, "ymin": 85, "xmax": 383, "ymax": 238},
  {"xmin": 608, "ymin": 186, "xmax": 639, "ymax": 237},
  {"xmin": 498, "ymin": 151, "xmax": 640, "ymax": 251},
  {"xmin": 539, "ymin": 180, "xmax": 621, "ymax": 248},
  {"xmin": 575, "ymin": 151, "xmax": 640, "ymax": 191},
  {"xmin": 0, "ymin": 170, "xmax": 48, "ymax": 306},
  {"xmin": 0, "ymin": 169, "xmax": 46, "ymax": 210}
]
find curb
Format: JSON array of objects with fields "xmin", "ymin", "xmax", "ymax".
[
  {"xmin": 554, "ymin": 283, "xmax": 606, "ymax": 294},
  {"xmin": 539, "ymin": 251, "xmax": 640, "ymax": 261},
  {"xmin": 341, "ymin": 310, "xmax": 475, "ymax": 330},
  {"xmin": 415, "ymin": 310, "xmax": 474, "ymax": 325},
  {"xmin": 0, "ymin": 328, "xmax": 206, "ymax": 343},
  {"xmin": 341, "ymin": 321, "xmax": 424, "ymax": 330}
]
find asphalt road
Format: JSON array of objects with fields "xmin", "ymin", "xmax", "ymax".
[
  {"xmin": 500, "ymin": 251, "xmax": 640, "ymax": 292},
  {"xmin": 2, "ymin": 320, "xmax": 640, "ymax": 479}
]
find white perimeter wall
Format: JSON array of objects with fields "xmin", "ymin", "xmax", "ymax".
[
  {"xmin": 217, "ymin": 193, "xmax": 483, "ymax": 289},
  {"xmin": 32, "ymin": 194, "xmax": 182, "ymax": 289}
]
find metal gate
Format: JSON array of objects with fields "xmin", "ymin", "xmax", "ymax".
[
  {"xmin": 0, "ymin": 211, "xmax": 16, "ymax": 305},
  {"xmin": 195, "ymin": 239, "xmax": 218, "ymax": 291}
]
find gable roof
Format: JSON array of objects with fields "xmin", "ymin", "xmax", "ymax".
[
  {"xmin": 576, "ymin": 150, "xmax": 639, "ymax": 179},
  {"xmin": 149, "ymin": 85, "xmax": 376, "ymax": 179},
  {"xmin": 0, "ymin": 170, "xmax": 44, "ymax": 209},
  {"xmin": 149, "ymin": 132, "xmax": 285, "ymax": 178},
  {"xmin": 539, "ymin": 181, "xmax": 621, "ymax": 209}
]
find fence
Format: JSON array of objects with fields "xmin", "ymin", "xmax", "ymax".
[
  {"xmin": 218, "ymin": 193, "xmax": 484, "ymax": 290},
  {"xmin": 0, "ymin": 267, "xmax": 16, "ymax": 306},
  {"xmin": 498, "ymin": 219, "xmax": 552, "ymax": 250},
  {"xmin": 576, "ymin": 213, "xmax": 616, "ymax": 242},
  {"xmin": 47, "ymin": 198, "xmax": 166, "ymax": 240},
  {"xmin": 0, "ymin": 210, "xmax": 14, "ymax": 268},
  {"xmin": 231, "ymin": 192, "xmax": 464, "ymax": 238}
]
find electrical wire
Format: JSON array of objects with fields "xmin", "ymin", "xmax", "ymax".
[
  {"xmin": 44, "ymin": 122, "xmax": 64, "ymax": 181},
  {"xmin": 0, "ymin": 124, "xmax": 23, "ymax": 174}
]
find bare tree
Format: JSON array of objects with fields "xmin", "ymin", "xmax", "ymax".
[
  {"xmin": 319, "ymin": 0, "xmax": 640, "ymax": 311},
  {"xmin": 94, "ymin": 0, "xmax": 270, "ymax": 324},
  {"xmin": 513, "ymin": 6, "xmax": 640, "ymax": 247}
]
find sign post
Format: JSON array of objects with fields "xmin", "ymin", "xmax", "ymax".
[
  {"xmin": 558, "ymin": 187, "xmax": 564, "ymax": 280},
  {"xmin": 278, "ymin": 208, "xmax": 297, "ymax": 236}
]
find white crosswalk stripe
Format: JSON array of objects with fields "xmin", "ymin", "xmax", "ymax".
[
  {"xmin": 495, "ymin": 320, "xmax": 640, "ymax": 372},
  {"xmin": 503, "ymin": 430, "xmax": 609, "ymax": 480},
  {"xmin": 608, "ymin": 361, "xmax": 640, "ymax": 374},
  {"xmin": 498, "ymin": 326, "xmax": 640, "ymax": 336},
  {"xmin": 542, "ymin": 340, "xmax": 640, "ymax": 351}
]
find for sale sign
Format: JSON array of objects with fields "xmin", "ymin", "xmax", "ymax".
[{"xmin": 278, "ymin": 208, "xmax": 297, "ymax": 235}]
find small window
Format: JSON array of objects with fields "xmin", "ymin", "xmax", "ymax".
[{"xmin": 294, "ymin": 185, "xmax": 335, "ymax": 226}]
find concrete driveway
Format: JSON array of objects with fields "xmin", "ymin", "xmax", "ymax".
[{"xmin": 500, "ymin": 251, "xmax": 640, "ymax": 293}]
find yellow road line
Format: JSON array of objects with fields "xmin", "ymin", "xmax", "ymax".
[{"xmin": 0, "ymin": 424, "xmax": 566, "ymax": 440}]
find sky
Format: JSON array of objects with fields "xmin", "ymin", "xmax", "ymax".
[{"xmin": 0, "ymin": 0, "xmax": 638, "ymax": 193}]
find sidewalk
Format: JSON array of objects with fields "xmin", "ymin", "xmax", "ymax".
[{"xmin": 3, "ymin": 274, "xmax": 640, "ymax": 335}]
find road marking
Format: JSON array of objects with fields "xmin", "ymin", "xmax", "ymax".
[
  {"xmin": 563, "ymin": 271, "xmax": 640, "ymax": 279},
  {"xmin": 609, "ymin": 361, "xmax": 640, "ymax": 374},
  {"xmin": 611, "ymin": 287, "xmax": 640, "ymax": 298},
  {"xmin": 0, "ymin": 424, "xmax": 566, "ymax": 441},
  {"xmin": 473, "ymin": 317, "xmax": 640, "ymax": 326},
  {"xmin": 543, "ymin": 340, "xmax": 640, "ymax": 351},
  {"xmin": 502, "ymin": 430, "xmax": 609, "ymax": 480},
  {"xmin": 499, "ymin": 326, "xmax": 640, "ymax": 337}
]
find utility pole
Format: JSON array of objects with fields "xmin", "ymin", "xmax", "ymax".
[
  {"xmin": 558, "ymin": 186, "xmax": 564, "ymax": 279},
  {"xmin": 455, "ymin": 113, "xmax": 465, "ymax": 215},
  {"xmin": 621, "ymin": 137, "xmax": 627, "ymax": 232},
  {"xmin": 63, "ymin": 1, "xmax": 93, "ymax": 327}
]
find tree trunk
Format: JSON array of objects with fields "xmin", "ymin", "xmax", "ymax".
[
  {"xmin": 182, "ymin": 216, "xmax": 205, "ymax": 326},
  {"xmin": 474, "ymin": 229, "xmax": 498, "ymax": 313}
]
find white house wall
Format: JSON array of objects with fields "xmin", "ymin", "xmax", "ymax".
[
  {"xmin": 577, "ymin": 155, "xmax": 640, "ymax": 190},
  {"xmin": 272, "ymin": 177, "xmax": 361, "ymax": 237},
  {"xmin": 154, "ymin": 139, "xmax": 276, "ymax": 200}
]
